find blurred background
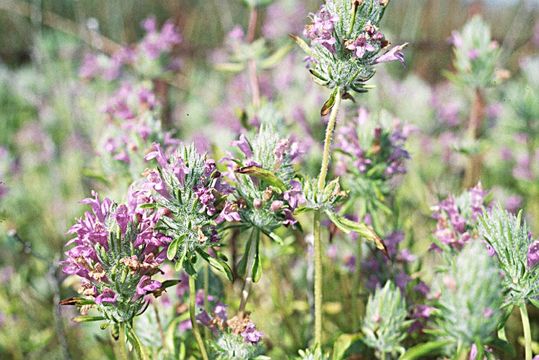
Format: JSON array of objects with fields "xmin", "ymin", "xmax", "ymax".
[{"xmin": 0, "ymin": 0, "xmax": 538, "ymax": 359}]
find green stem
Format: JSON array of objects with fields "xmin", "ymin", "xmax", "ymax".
[
  {"xmin": 117, "ymin": 324, "xmax": 129, "ymax": 360},
  {"xmin": 239, "ymin": 229, "xmax": 259, "ymax": 317},
  {"xmin": 313, "ymin": 210, "xmax": 323, "ymax": 346},
  {"xmin": 189, "ymin": 276, "xmax": 209, "ymax": 360},
  {"xmin": 351, "ymin": 237, "xmax": 363, "ymax": 330},
  {"xmin": 317, "ymin": 89, "xmax": 342, "ymax": 191},
  {"xmin": 313, "ymin": 88, "xmax": 343, "ymax": 347},
  {"xmin": 520, "ymin": 304, "xmax": 533, "ymax": 360}
]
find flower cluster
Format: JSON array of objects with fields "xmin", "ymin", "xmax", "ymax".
[
  {"xmin": 362, "ymin": 281, "xmax": 411, "ymax": 358},
  {"xmin": 80, "ymin": 17, "xmax": 181, "ymax": 80},
  {"xmin": 296, "ymin": 0, "xmax": 407, "ymax": 92},
  {"xmin": 431, "ymin": 184, "xmax": 489, "ymax": 251},
  {"xmin": 448, "ymin": 16, "xmax": 503, "ymax": 89},
  {"xmin": 478, "ymin": 206, "xmax": 539, "ymax": 306},
  {"xmin": 196, "ymin": 295, "xmax": 263, "ymax": 345},
  {"xmin": 335, "ymin": 108, "xmax": 410, "ymax": 181},
  {"xmin": 431, "ymin": 241, "xmax": 503, "ymax": 354},
  {"xmin": 225, "ymin": 117, "xmax": 305, "ymax": 234},
  {"xmin": 100, "ymin": 82, "xmax": 178, "ymax": 166},
  {"xmin": 362, "ymin": 231, "xmax": 416, "ymax": 291},
  {"xmin": 61, "ymin": 191, "xmax": 169, "ymax": 323},
  {"xmin": 142, "ymin": 143, "xmax": 233, "ymax": 277}
]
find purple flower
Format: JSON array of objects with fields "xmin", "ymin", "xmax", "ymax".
[
  {"xmin": 216, "ymin": 203, "xmax": 241, "ymax": 224},
  {"xmin": 375, "ymin": 43, "xmax": 408, "ymax": 64},
  {"xmin": 241, "ymin": 321, "xmax": 263, "ymax": 344},
  {"xmin": 303, "ymin": 5, "xmax": 338, "ymax": 53},
  {"xmin": 346, "ymin": 34, "xmax": 376, "ymax": 58},
  {"xmin": 527, "ymin": 240, "xmax": 539, "ymax": 269},
  {"xmin": 283, "ymin": 180, "xmax": 305, "ymax": 210},
  {"xmin": 95, "ymin": 288, "xmax": 118, "ymax": 304},
  {"xmin": 232, "ymin": 134, "xmax": 253, "ymax": 158},
  {"xmin": 136, "ymin": 275, "xmax": 161, "ymax": 296}
]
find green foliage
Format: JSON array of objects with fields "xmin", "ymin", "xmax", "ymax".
[
  {"xmin": 210, "ymin": 332, "xmax": 266, "ymax": 360},
  {"xmin": 447, "ymin": 16, "xmax": 502, "ymax": 89},
  {"xmin": 431, "ymin": 241, "xmax": 503, "ymax": 354},
  {"xmin": 362, "ymin": 281, "xmax": 411, "ymax": 358},
  {"xmin": 479, "ymin": 206, "xmax": 539, "ymax": 306}
]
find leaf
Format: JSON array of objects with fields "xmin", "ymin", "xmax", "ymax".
[
  {"xmin": 490, "ymin": 338, "xmax": 516, "ymax": 358},
  {"xmin": 197, "ymin": 249, "xmax": 233, "ymax": 281},
  {"xmin": 289, "ymin": 34, "xmax": 312, "ymax": 56},
  {"xmin": 59, "ymin": 297, "xmax": 95, "ymax": 306},
  {"xmin": 72, "ymin": 315, "xmax": 105, "ymax": 323},
  {"xmin": 167, "ymin": 236, "xmax": 183, "ymax": 261},
  {"xmin": 260, "ymin": 43, "xmax": 293, "ymax": 69},
  {"xmin": 265, "ymin": 230, "xmax": 284, "ymax": 245},
  {"xmin": 127, "ymin": 327, "xmax": 150, "ymax": 360},
  {"xmin": 236, "ymin": 165, "xmax": 287, "ymax": 191},
  {"xmin": 399, "ymin": 341, "xmax": 452, "ymax": 360},
  {"xmin": 252, "ymin": 233, "xmax": 262, "ymax": 283},
  {"xmin": 325, "ymin": 211, "xmax": 388, "ymax": 256},
  {"xmin": 214, "ymin": 62, "xmax": 245, "ymax": 73},
  {"xmin": 529, "ymin": 298, "xmax": 539, "ymax": 310},
  {"xmin": 342, "ymin": 92, "xmax": 356, "ymax": 103},
  {"xmin": 321, "ymin": 89, "xmax": 337, "ymax": 116},
  {"xmin": 237, "ymin": 240, "xmax": 250, "ymax": 277},
  {"xmin": 138, "ymin": 203, "xmax": 157, "ymax": 209},
  {"xmin": 332, "ymin": 333, "xmax": 362, "ymax": 360}
]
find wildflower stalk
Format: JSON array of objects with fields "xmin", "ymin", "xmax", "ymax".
[
  {"xmin": 314, "ymin": 88, "xmax": 343, "ymax": 346},
  {"xmin": 247, "ymin": 5, "xmax": 261, "ymax": 108},
  {"xmin": 117, "ymin": 324, "xmax": 129, "ymax": 360},
  {"xmin": 239, "ymin": 229, "xmax": 260, "ymax": 318},
  {"xmin": 189, "ymin": 276, "xmax": 209, "ymax": 360},
  {"xmin": 463, "ymin": 88, "xmax": 486, "ymax": 187},
  {"xmin": 317, "ymin": 88, "xmax": 342, "ymax": 190},
  {"xmin": 153, "ymin": 303, "xmax": 166, "ymax": 347},
  {"xmin": 520, "ymin": 304, "xmax": 533, "ymax": 360},
  {"xmin": 351, "ymin": 235, "xmax": 363, "ymax": 330}
]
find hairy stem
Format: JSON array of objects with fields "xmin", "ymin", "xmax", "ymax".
[
  {"xmin": 351, "ymin": 237, "xmax": 363, "ymax": 330},
  {"xmin": 463, "ymin": 87, "xmax": 486, "ymax": 188},
  {"xmin": 313, "ymin": 88, "xmax": 343, "ymax": 346},
  {"xmin": 239, "ymin": 229, "xmax": 259, "ymax": 318},
  {"xmin": 520, "ymin": 304, "xmax": 533, "ymax": 360},
  {"xmin": 313, "ymin": 210, "xmax": 323, "ymax": 346},
  {"xmin": 317, "ymin": 89, "xmax": 342, "ymax": 190},
  {"xmin": 117, "ymin": 324, "xmax": 129, "ymax": 360},
  {"xmin": 189, "ymin": 276, "xmax": 209, "ymax": 360},
  {"xmin": 246, "ymin": 6, "xmax": 261, "ymax": 109}
]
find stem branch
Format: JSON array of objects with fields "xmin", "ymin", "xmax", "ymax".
[
  {"xmin": 313, "ymin": 88, "xmax": 342, "ymax": 346},
  {"xmin": 117, "ymin": 324, "xmax": 129, "ymax": 360},
  {"xmin": 520, "ymin": 304, "xmax": 533, "ymax": 360}
]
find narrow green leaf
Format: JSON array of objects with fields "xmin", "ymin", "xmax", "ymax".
[
  {"xmin": 167, "ymin": 236, "xmax": 181, "ymax": 261},
  {"xmin": 236, "ymin": 165, "xmax": 287, "ymax": 191},
  {"xmin": 72, "ymin": 315, "xmax": 105, "ymax": 323},
  {"xmin": 400, "ymin": 340, "xmax": 452, "ymax": 360},
  {"xmin": 325, "ymin": 210, "xmax": 388, "ymax": 256},
  {"xmin": 321, "ymin": 89, "xmax": 337, "ymax": 116},
  {"xmin": 332, "ymin": 333, "xmax": 362, "ymax": 360},
  {"xmin": 289, "ymin": 34, "xmax": 312, "ymax": 56},
  {"xmin": 127, "ymin": 328, "xmax": 150, "ymax": 360},
  {"xmin": 260, "ymin": 43, "xmax": 293, "ymax": 69}
]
